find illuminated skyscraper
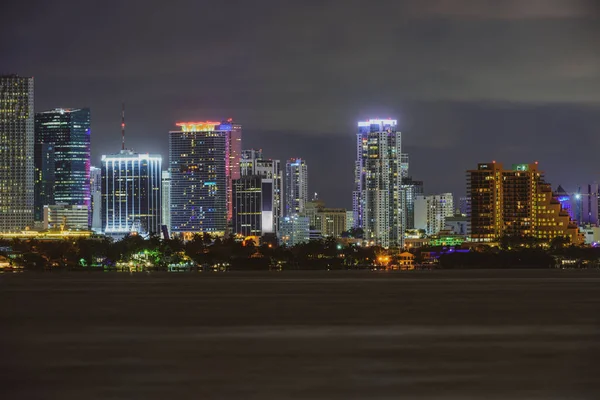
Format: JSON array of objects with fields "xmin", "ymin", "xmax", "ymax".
[
  {"xmin": 285, "ymin": 158, "xmax": 308, "ymax": 216},
  {"xmin": 353, "ymin": 119, "xmax": 403, "ymax": 248},
  {"xmin": 34, "ymin": 108, "xmax": 91, "ymax": 222},
  {"xmin": 234, "ymin": 149, "xmax": 283, "ymax": 236},
  {"xmin": 226, "ymin": 120, "xmax": 242, "ymax": 223},
  {"xmin": 467, "ymin": 162, "xmax": 583, "ymax": 244},
  {"xmin": 0, "ymin": 75, "xmax": 34, "ymax": 232},
  {"xmin": 161, "ymin": 170, "xmax": 171, "ymax": 232},
  {"xmin": 101, "ymin": 150, "xmax": 162, "ymax": 237},
  {"xmin": 169, "ymin": 122, "xmax": 230, "ymax": 235}
]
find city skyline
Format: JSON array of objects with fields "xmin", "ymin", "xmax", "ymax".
[{"xmin": 5, "ymin": 1, "xmax": 599, "ymax": 209}]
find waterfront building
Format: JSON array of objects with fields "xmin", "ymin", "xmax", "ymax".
[
  {"xmin": 161, "ymin": 170, "xmax": 171, "ymax": 233},
  {"xmin": 34, "ymin": 108, "xmax": 91, "ymax": 222},
  {"xmin": 101, "ymin": 150, "xmax": 162, "ymax": 237},
  {"xmin": 90, "ymin": 166, "xmax": 102, "ymax": 231},
  {"xmin": 467, "ymin": 162, "xmax": 583, "ymax": 244},
  {"xmin": 232, "ymin": 149, "xmax": 282, "ymax": 236},
  {"xmin": 353, "ymin": 119, "xmax": 403, "ymax": 248},
  {"xmin": 0, "ymin": 75, "xmax": 34, "ymax": 232},
  {"xmin": 278, "ymin": 215, "xmax": 310, "ymax": 246},
  {"xmin": 285, "ymin": 158, "xmax": 308, "ymax": 216},
  {"xmin": 169, "ymin": 121, "xmax": 231, "ymax": 235},
  {"xmin": 43, "ymin": 204, "xmax": 89, "ymax": 230}
]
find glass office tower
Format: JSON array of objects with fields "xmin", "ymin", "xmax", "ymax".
[{"xmin": 35, "ymin": 108, "xmax": 91, "ymax": 221}]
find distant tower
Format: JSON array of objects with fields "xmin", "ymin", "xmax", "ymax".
[
  {"xmin": 285, "ymin": 158, "xmax": 308, "ymax": 216},
  {"xmin": 169, "ymin": 121, "xmax": 231, "ymax": 234},
  {"xmin": 35, "ymin": 108, "xmax": 91, "ymax": 222},
  {"xmin": 0, "ymin": 75, "xmax": 34, "ymax": 232},
  {"xmin": 101, "ymin": 151, "xmax": 162, "ymax": 237},
  {"xmin": 161, "ymin": 170, "xmax": 171, "ymax": 233},
  {"xmin": 353, "ymin": 119, "xmax": 403, "ymax": 248}
]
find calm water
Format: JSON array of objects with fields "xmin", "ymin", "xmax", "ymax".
[{"xmin": 1, "ymin": 270, "xmax": 600, "ymax": 399}]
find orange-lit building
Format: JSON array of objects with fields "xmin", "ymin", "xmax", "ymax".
[{"xmin": 467, "ymin": 162, "xmax": 583, "ymax": 245}]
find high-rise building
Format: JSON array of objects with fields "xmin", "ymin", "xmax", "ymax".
[
  {"xmin": 353, "ymin": 119, "xmax": 403, "ymax": 248},
  {"xmin": 414, "ymin": 193, "xmax": 454, "ymax": 235},
  {"xmin": 225, "ymin": 120, "xmax": 242, "ymax": 223},
  {"xmin": 161, "ymin": 170, "xmax": 171, "ymax": 232},
  {"xmin": 571, "ymin": 184, "xmax": 599, "ymax": 226},
  {"xmin": 279, "ymin": 215, "xmax": 310, "ymax": 246},
  {"xmin": 232, "ymin": 175, "xmax": 262, "ymax": 236},
  {"xmin": 401, "ymin": 177, "xmax": 424, "ymax": 230},
  {"xmin": 90, "ymin": 166, "xmax": 102, "ymax": 231},
  {"xmin": 285, "ymin": 158, "xmax": 308, "ymax": 216},
  {"xmin": 467, "ymin": 162, "xmax": 583, "ymax": 244},
  {"xmin": 169, "ymin": 122, "xmax": 229, "ymax": 235},
  {"xmin": 0, "ymin": 75, "xmax": 34, "ymax": 232},
  {"xmin": 233, "ymin": 149, "xmax": 283, "ymax": 236},
  {"xmin": 101, "ymin": 150, "xmax": 162, "ymax": 237},
  {"xmin": 34, "ymin": 108, "xmax": 91, "ymax": 222},
  {"xmin": 346, "ymin": 211, "xmax": 354, "ymax": 232}
]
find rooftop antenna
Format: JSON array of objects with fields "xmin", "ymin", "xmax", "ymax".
[{"xmin": 121, "ymin": 102, "xmax": 125, "ymax": 151}]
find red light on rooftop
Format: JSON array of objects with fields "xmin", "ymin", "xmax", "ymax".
[
  {"xmin": 227, "ymin": 118, "xmax": 233, "ymax": 122},
  {"xmin": 492, "ymin": 160, "xmax": 496, "ymax": 163}
]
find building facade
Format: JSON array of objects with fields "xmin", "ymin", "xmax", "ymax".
[
  {"xmin": 161, "ymin": 170, "xmax": 171, "ymax": 232},
  {"xmin": 34, "ymin": 108, "xmax": 91, "ymax": 222},
  {"xmin": 285, "ymin": 158, "xmax": 308, "ymax": 216},
  {"xmin": 43, "ymin": 204, "xmax": 89, "ymax": 230},
  {"xmin": 278, "ymin": 215, "xmax": 310, "ymax": 246},
  {"xmin": 101, "ymin": 151, "xmax": 162, "ymax": 237},
  {"xmin": 414, "ymin": 193, "xmax": 454, "ymax": 236},
  {"xmin": 90, "ymin": 165, "xmax": 102, "ymax": 231},
  {"xmin": 401, "ymin": 177, "xmax": 424, "ymax": 231},
  {"xmin": 169, "ymin": 122, "xmax": 230, "ymax": 235},
  {"xmin": 232, "ymin": 175, "xmax": 262, "ymax": 236},
  {"xmin": 353, "ymin": 119, "xmax": 403, "ymax": 248},
  {"xmin": 467, "ymin": 162, "xmax": 583, "ymax": 244},
  {"xmin": 233, "ymin": 149, "xmax": 283, "ymax": 236},
  {"xmin": 0, "ymin": 75, "xmax": 34, "ymax": 232}
]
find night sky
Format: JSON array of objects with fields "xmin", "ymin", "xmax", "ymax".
[{"xmin": 3, "ymin": 0, "xmax": 600, "ymax": 209}]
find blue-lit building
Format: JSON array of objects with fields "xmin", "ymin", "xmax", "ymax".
[
  {"xmin": 34, "ymin": 108, "xmax": 91, "ymax": 222},
  {"xmin": 101, "ymin": 151, "xmax": 162, "ymax": 237},
  {"xmin": 169, "ymin": 122, "xmax": 231, "ymax": 235}
]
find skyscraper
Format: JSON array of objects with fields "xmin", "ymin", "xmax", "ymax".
[
  {"xmin": 414, "ymin": 193, "xmax": 454, "ymax": 235},
  {"xmin": 401, "ymin": 177, "xmax": 424, "ymax": 230},
  {"xmin": 101, "ymin": 150, "xmax": 162, "ymax": 237},
  {"xmin": 169, "ymin": 122, "xmax": 230, "ymax": 235},
  {"xmin": 90, "ymin": 166, "xmax": 102, "ymax": 231},
  {"xmin": 285, "ymin": 158, "xmax": 308, "ymax": 217},
  {"xmin": 467, "ymin": 162, "xmax": 583, "ymax": 244},
  {"xmin": 226, "ymin": 120, "xmax": 242, "ymax": 223},
  {"xmin": 161, "ymin": 170, "xmax": 171, "ymax": 233},
  {"xmin": 34, "ymin": 108, "xmax": 91, "ymax": 221},
  {"xmin": 233, "ymin": 149, "xmax": 283, "ymax": 236},
  {"xmin": 0, "ymin": 75, "xmax": 34, "ymax": 232},
  {"xmin": 353, "ymin": 119, "xmax": 403, "ymax": 248}
]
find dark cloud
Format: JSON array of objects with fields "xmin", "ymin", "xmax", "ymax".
[{"xmin": 3, "ymin": 0, "xmax": 600, "ymax": 208}]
